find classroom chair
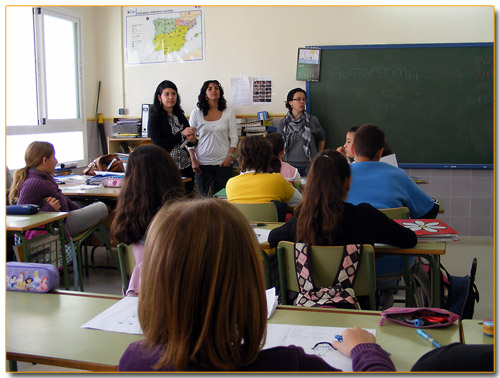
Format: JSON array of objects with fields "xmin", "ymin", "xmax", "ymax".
[
  {"xmin": 117, "ymin": 243, "xmax": 137, "ymax": 294},
  {"xmin": 230, "ymin": 202, "xmax": 279, "ymax": 223},
  {"xmin": 377, "ymin": 207, "xmax": 414, "ymax": 307},
  {"xmin": 277, "ymin": 241, "xmax": 377, "ymax": 310},
  {"xmin": 73, "ymin": 222, "xmax": 116, "ymax": 292}
]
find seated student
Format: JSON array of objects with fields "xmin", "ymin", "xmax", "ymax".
[
  {"xmin": 337, "ymin": 125, "xmax": 359, "ymax": 161},
  {"xmin": 226, "ymin": 135, "xmax": 302, "ymax": 209},
  {"xmin": 9, "ymin": 141, "xmax": 108, "ymax": 236},
  {"xmin": 345, "ymin": 124, "xmax": 438, "ymax": 306},
  {"xmin": 346, "ymin": 124, "xmax": 438, "ymax": 219},
  {"xmin": 268, "ymin": 150, "xmax": 416, "ymax": 251},
  {"xmin": 411, "ymin": 343, "xmax": 493, "ymax": 372},
  {"xmin": 118, "ymin": 198, "xmax": 396, "ymax": 372},
  {"xmin": 337, "ymin": 126, "xmax": 394, "ymax": 163},
  {"xmin": 265, "ymin": 132, "xmax": 301, "ymax": 181},
  {"xmin": 110, "ymin": 145, "xmax": 185, "ymax": 296}
]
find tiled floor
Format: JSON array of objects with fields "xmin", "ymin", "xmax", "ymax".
[{"xmin": 13, "ymin": 236, "xmax": 495, "ymax": 372}]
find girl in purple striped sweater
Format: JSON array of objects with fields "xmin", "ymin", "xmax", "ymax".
[{"xmin": 9, "ymin": 141, "xmax": 108, "ymax": 236}]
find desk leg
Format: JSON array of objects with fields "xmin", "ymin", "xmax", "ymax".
[
  {"xmin": 56, "ymin": 220, "xmax": 70, "ymax": 290},
  {"xmin": 7, "ymin": 359, "xmax": 18, "ymax": 372},
  {"xmin": 429, "ymin": 255, "xmax": 441, "ymax": 307}
]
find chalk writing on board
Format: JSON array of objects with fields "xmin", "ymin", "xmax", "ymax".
[{"xmin": 329, "ymin": 66, "xmax": 419, "ymax": 80}]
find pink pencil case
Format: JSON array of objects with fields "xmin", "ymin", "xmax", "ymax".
[
  {"xmin": 379, "ymin": 307, "xmax": 459, "ymax": 328},
  {"xmin": 6, "ymin": 262, "xmax": 59, "ymax": 293}
]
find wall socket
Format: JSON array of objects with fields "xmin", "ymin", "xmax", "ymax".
[{"xmin": 118, "ymin": 108, "xmax": 127, "ymax": 115}]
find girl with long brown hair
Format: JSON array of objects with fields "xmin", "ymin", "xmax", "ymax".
[
  {"xmin": 118, "ymin": 198, "xmax": 395, "ymax": 372},
  {"xmin": 268, "ymin": 149, "xmax": 417, "ymax": 248},
  {"xmin": 110, "ymin": 144, "xmax": 184, "ymax": 295}
]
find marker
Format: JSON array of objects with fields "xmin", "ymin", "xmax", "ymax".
[
  {"xmin": 417, "ymin": 329, "xmax": 442, "ymax": 348},
  {"xmin": 334, "ymin": 335, "xmax": 343, "ymax": 342}
]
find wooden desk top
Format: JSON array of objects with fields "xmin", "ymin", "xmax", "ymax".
[
  {"xmin": 270, "ymin": 305, "xmax": 459, "ymax": 371},
  {"xmin": 6, "ymin": 291, "xmax": 461, "ymax": 372},
  {"xmin": 255, "ymin": 223, "xmax": 447, "ymax": 256},
  {"xmin": 461, "ymin": 319, "xmax": 495, "ymax": 345},
  {"xmin": 374, "ymin": 242, "xmax": 446, "ymax": 255},
  {"xmin": 6, "ymin": 212, "xmax": 69, "ymax": 232},
  {"xmin": 59, "ymin": 175, "xmax": 191, "ymax": 198}
]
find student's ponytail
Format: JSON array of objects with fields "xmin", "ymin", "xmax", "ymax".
[{"xmin": 9, "ymin": 167, "xmax": 29, "ymax": 204}]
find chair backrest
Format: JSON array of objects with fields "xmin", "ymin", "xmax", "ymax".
[
  {"xmin": 117, "ymin": 243, "xmax": 136, "ymax": 293},
  {"xmin": 277, "ymin": 241, "xmax": 376, "ymax": 310},
  {"xmin": 230, "ymin": 202, "xmax": 278, "ymax": 222},
  {"xmin": 379, "ymin": 206, "xmax": 410, "ymax": 220}
]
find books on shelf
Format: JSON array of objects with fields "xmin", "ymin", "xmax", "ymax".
[{"xmin": 394, "ymin": 219, "xmax": 459, "ymax": 242}]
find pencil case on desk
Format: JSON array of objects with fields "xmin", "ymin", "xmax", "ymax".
[
  {"xmin": 6, "ymin": 262, "xmax": 59, "ymax": 293},
  {"xmin": 379, "ymin": 307, "xmax": 459, "ymax": 328}
]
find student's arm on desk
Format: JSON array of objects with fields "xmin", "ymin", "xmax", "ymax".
[{"xmin": 267, "ymin": 217, "xmax": 296, "ymax": 248}]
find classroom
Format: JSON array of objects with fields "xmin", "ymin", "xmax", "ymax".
[{"xmin": 4, "ymin": 4, "xmax": 495, "ymax": 373}]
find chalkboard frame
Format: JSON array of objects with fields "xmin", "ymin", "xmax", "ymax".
[{"xmin": 305, "ymin": 43, "xmax": 494, "ymax": 170}]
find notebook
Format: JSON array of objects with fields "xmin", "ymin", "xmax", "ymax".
[{"xmin": 394, "ymin": 219, "xmax": 459, "ymax": 242}]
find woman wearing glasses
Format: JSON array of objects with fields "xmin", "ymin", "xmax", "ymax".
[{"xmin": 278, "ymin": 88, "xmax": 325, "ymax": 176}]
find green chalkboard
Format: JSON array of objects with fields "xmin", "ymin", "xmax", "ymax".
[{"xmin": 306, "ymin": 44, "xmax": 494, "ymax": 167}]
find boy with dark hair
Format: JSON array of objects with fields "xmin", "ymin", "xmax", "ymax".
[{"xmin": 346, "ymin": 123, "xmax": 439, "ymax": 308}]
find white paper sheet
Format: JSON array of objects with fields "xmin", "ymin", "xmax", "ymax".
[
  {"xmin": 265, "ymin": 287, "xmax": 278, "ymax": 318},
  {"xmin": 380, "ymin": 153, "xmax": 398, "ymax": 167},
  {"xmin": 231, "ymin": 77, "xmax": 252, "ymax": 106},
  {"xmin": 253, "ymin": 228, "xmax": 271, "ymax": 244},
  {"xmin": 263, "ymin": 324, "xmax": 376, "ymax": 372},
  {"xmin": 81, "ymin": 296, "xmax": 142, "ymax": 334}
]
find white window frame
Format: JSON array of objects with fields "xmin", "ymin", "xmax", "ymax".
[{"xmin": 6, "ymin": 6, "xmax": 88, "ymax": 167}]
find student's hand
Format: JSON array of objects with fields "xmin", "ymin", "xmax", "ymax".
[
  {"xmin": 44, "ymin": 197, "xmax": 61, "ymax": 211},
  {"xmin": 220, "ymin": 155, "xmax": 233, "ymax": 167},
  {"xmin": 337, "ymin": 146, "xmax": 346, "ymax": 157},
  {"xmin": 331, "ymin": 327, "xmax": 376, "ymax": 358}
]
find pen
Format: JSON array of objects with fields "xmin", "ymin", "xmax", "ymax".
[{"xmin": 416, "ymin": 329, "xmax": 442, "ymax": 348}]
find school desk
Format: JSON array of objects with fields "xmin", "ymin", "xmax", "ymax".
[
  {"xmin": 6, "ymin": 212, "xmax": 70, "ymax": 290},
  {"xmin": 6, "ymin": 290, "xmax": 460, "ymax": 372},
  {"xmin": 254, "ymin": 223, "xmax": 447, "ymax": 307},
  {"xmin": 460, "ymin": 319, "xmax": 495, "ymax": 345},
  {"xmin": 374, "ymin": 242, "xmax": 446, "ymax": 308},
  {"xmin": 59, "ymin": 175, "xmax": 192, "ymax": 199}
]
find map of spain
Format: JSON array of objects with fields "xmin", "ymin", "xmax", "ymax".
[
  {"xmin": 125, "ymin": 8, "xmax": 203, "ymax": 64},
  {"xmin": 153, "ymin": 12, "xmax": 199, "ymax": 56}
]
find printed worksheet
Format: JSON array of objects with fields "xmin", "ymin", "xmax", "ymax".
[
  {"xmin": 81, "ymin": 296, "xmax": 142, "ymax": 334},
  {"xmin": 263, "ymin": 324, "xmax": 376, "ymax": 372}
]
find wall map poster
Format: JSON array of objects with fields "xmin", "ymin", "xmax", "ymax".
[{"xmin": 124, "ymin": 6, "xmax": 204, "ymax": 64}]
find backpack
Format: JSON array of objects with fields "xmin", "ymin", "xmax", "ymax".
[
  {"xmin": 82, "ymin": 154, "xmax": 124, "ymax": 176},
  {"xmin": 411, "ymin": 257, "xmax": 479, "ymax": 319},
  {"xmin": 293, "ymin": 243, "xmax": 362, "ymax": 309}
]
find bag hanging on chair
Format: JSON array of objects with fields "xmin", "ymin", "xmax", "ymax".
[
  {"xmin": 83, "ymin": 154, "xmax": 124, "ymax": 176},
  {"xmin": 293, "ymin": 243, "xmax": 363, "ymax": 310}
]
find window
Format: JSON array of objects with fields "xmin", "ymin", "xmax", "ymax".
[{"xmin": 6, "ymin": 6, "xmax": 87, "ymax": 169}]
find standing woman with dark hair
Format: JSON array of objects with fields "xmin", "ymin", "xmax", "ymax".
[
  {"xmin": 188, "ymin": 80, "xmax": 238, "ymax": 196},
  {"xmin": 111, "ymin": 144, "xmax": 185, "ymax": 295},
  {"xmin": 149, "ymin": 80, "xmax": 197, "ymax": 195},
  {"xmin": 268, "ymin": 149, "xmax": 416, "ymax": 249},
  {"xmin": 278, "ymin": 88, "xmax": 326, "ymax": 177}
]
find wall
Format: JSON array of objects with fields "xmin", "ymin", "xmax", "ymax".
[
  {"xmin": 83, "ymin": 5, "xmax": 493, "ymax": 237},
  {"xmin": 88, "ymin": 5, "xmax": 494, "ymax": 118}
]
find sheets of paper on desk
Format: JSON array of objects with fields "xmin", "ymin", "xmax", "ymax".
[
  {"xmin": 394, "ymin": 219, "xmax": 459, "ymax": 242},
  {"xmin": 266, "ymin": 287, "xmax": 278, "ymax": 318}
]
